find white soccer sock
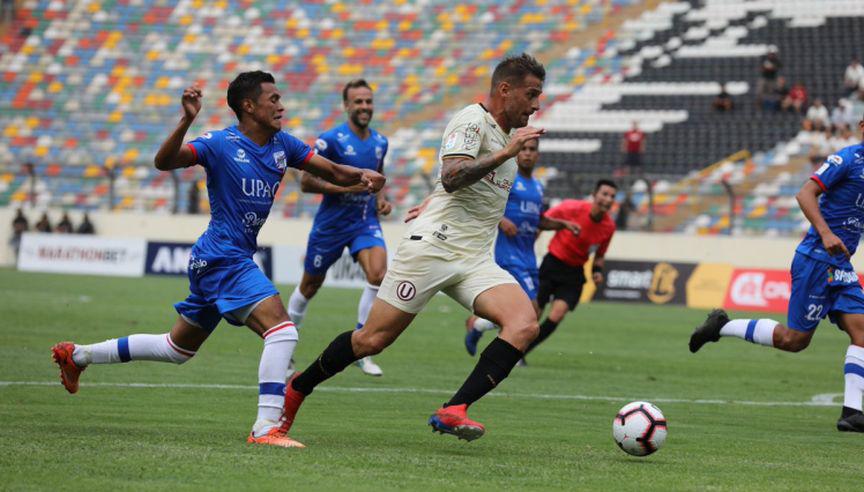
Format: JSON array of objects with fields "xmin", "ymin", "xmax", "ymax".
[
  {"xmin": 287, "ymin": 287, "xmax": 309, "ymax": 328},
  {"xmin": 356, "ymin": 283, "xmax": 379, "ymax": 330},
  {"xmin": 472, "ymin": 317, "xmax": 498, "ymax": 332},
  {"xmin": 72, "ymin": 333, "xmax": 195, "ymax": 366},
  {"xmin": 254, "ymin": 321, "xmax": 299, "ymax": 436},
  {"xmin": 843, "ymin": 345, "xmax": 864, "ymax": 411},
  {"xmin": 719, "ymin": 319, "xmax": 776, "ymax": 347}
]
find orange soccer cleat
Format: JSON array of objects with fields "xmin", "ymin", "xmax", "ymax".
[
  {"xmin": 51, "ymin": 342, "xmax": 85, "ymax": 394},
  {"xmin": 428, "ymin": 404, "xmax": 486, "ymax": 441},
  {"xmin": 280, "ymin": 372, "xmax": 306, "ymax": 433},
  {"xmin": 247, "ymin": 426, "xmax": 305, "ymax": 448}
]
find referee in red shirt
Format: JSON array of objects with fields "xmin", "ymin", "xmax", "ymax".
[{"xmin": 525, "ymin": 179, "xmax": 618, "ymax": 358}]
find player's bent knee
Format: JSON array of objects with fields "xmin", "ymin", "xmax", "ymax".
[
  {"xmin": 366, "ymin": 270, "xmax": 386, "ymax": 286},
  {"xmin": 776, "ymin": 330, "xmax": 811, "ymax": 353}
]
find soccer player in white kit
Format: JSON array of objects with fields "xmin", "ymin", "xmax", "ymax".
[{"xmin": 276, "ymin": 54, "xmax": 547, "ymax": 442}]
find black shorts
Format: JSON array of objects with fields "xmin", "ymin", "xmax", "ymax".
[{"xmin": 537, "ymin": 253, "xmax": 586, "ymax": 311}]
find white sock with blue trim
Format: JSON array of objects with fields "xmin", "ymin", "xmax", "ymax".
[
  {"xmin": 719, "ymin": 319, "xmax": 777, "ymax": 346},
  {"xmin": 356, "ymin": 283, "xmax": 379, "ymax": 330},
  {"xmin": 254, "ymin": 321, "xmax": 299, "ymax": 437},
  {"xmin": 72, "ymin": 334, "xmax": 195, "ymax": 366},
  {"xmin": 844, "ymin": 345, "xmax": 864, "ymax": 412}
]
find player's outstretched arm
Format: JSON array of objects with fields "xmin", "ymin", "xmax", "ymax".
[
  {"xmin": 303, "ymin": 153, "xmax": 385, "ymax": 193},
  {"xmin": 299, "ymin": 171, "xmax": 369, "ymax": 194},
  {"xmin": 440, "ymin": 126, "xmax": 545, "ymax": 193},
  {"xmin": 796, "ymin": 179, "xmax": 850, "ymax": 258},
  {"xmin": 539, "ymin": 216, "xmax": 580, "ymax": 235},
  {"xmin": 154, "ymin": 85, "xmax": 202, "ymax": 171}
]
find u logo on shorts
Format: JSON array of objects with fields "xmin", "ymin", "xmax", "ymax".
[{"xmin": 396, "ymin": 281, "xmax": 416, "ymax": 301}]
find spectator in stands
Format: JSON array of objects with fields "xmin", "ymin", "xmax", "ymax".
[
  {"xmin": 10, "ymin": 208, "xmax": 28, "ymax": 258},
  {"xmin": 786, "ymin": 81, "xmax": 808, "ymax": 114},
  {"xmin": 765, "ymin": 76, "xmax": 789, "ymax": 111},
  {"xmin": 615, "ymin": 191, "xmax": 635, "ymax": 231},
  {"xmin": 806, "ymin": 98, "xmax": 830, "ymax": 131},
  {"xmin": 831, "ymin": 99, "xmax": 857, "ymax": 131},
  {"xmin": 620, "ymin": 121, "xmax": 645, "ymax": 176},
  {"xmin": 756, "ymin": 47, "xmax": 782, "ymax": 105},
  {"xmin": 712, "ymin": 84, "xmax": 734, "ymax": 112},
  {"xmin": 844, "ymin": 57, "xmax": 864, "ymax": 95},
  {"xmin": 77, "ymin": 212, "xmax": 95, "ymax": 234},
  {"xmin": 187, "ymin": 180, "xmax": 200, "ymax": 214},
  {"xmin": 34, "ymin": 212, "xmax": 51, "ymax": 233},
  {"xmin": 808, "ymin": 127, "xmax": 834, "ymax": 171},
  {"xmin": 56, "ymin": 212, "xmax": 73, "ymax": 233}
]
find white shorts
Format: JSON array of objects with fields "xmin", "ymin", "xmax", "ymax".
[{"xmin": 377, "ymin": 237, "xmax": 518, "ymax": 314}]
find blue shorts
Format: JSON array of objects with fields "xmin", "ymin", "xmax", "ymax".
[
  {"xmin": 174, "ymin": 255, "xmax": 279, "ymax": 333},
  {"xmin": 500, "ymin": 262, "xmax": 539, "ymax": 300},
  {"xmin": 304, "ymin": 222, "xmax": 386, "ymax": 276},
  {"xmin": 787, "ymin": 252, "xmax": 864, "ymax": 332}
]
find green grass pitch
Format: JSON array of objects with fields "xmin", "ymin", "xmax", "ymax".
[{"xmin": 0, "ymin": 269, "xmax": 861, "ymax": 490}]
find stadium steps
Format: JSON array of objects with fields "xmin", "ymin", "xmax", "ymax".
[
  {"xmin": 377, "ymin": 0, "xmax": 664, "ymax": 139},
  {"xmin": 653, "ymin": 151, "xmax": 812, "ymax": 233}
]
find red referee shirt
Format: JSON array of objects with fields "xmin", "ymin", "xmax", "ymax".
[{"xmin": 544, "ymin": 199, "xmax": 616, "ymax": 267}]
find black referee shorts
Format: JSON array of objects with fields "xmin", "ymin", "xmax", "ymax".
[{"xmin": 537, "ymin": 253, "xmax": 586, "ymax": 311}]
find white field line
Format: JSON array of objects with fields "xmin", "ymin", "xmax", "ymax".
[{"xmin": 0, "ymin": 381, "xmax": 843, "ymax": 407}]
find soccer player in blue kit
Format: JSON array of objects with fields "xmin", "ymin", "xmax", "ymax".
[
  {"xmin": 690, "ymin": 120, "xmax": 864, "ymax": 432},
  {"xmin": 464, "ymin": 138, "xmax": 578, "ymax": 356},
  {"xmin": 50, "ymin": 71, "xmax": 385, "ymax": 448},
  {"xmin": 287, "ymin": 79, "xmax": 390, "ymax": 376}
]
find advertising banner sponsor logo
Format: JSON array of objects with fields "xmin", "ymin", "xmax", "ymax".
[
  {"xmin": 594, "ymin": 260, "xmax": 695, "ymax": 305},
  {"xmin": 686, "ymin": 263, "xmax": 734, "ymax": 309},
  {"xmin": 18, "ymin": 232, "xmax": 146, "ymax": 277},
  {"xmin": 723, "ymin": 269, "xmax": 791, "ymax": 313},
  {"xmin": 145, "ymin": 241, "xmax": 272, "ymax": 278}
]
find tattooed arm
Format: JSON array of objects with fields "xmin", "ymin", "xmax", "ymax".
[{"xmin": 440, "ymin": 126, "xmax": 545, "ymax": 193}]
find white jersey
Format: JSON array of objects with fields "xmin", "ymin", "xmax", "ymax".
[{"xmin": 407, "ymin": 103, "xmax": 516, "ymax": 256}]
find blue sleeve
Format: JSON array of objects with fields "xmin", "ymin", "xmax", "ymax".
[
  {"xmin": 280, "ymin": 132, "xmax": 314, "ymax": 169},
  {"xmin": 379, "ymin": 138, "xmax": 388, "ymax": 173},
  {"xmin": 314, "ymin": 133, "xmax": 337, "ymax": 161},
  {"xmin": 188, "ymin": 131, "xmax": 221, "ymax": 170},
  {"xmin": 812, "ymin": 150, "xmax": 852, "ymax": 191}
]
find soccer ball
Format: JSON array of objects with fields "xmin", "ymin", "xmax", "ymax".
[{"xmin": 612, "ymin": 401, "xmax": 667, "ymax": 456}]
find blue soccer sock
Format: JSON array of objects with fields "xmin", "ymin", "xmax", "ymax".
[
  {"xmin": 719, "ymin": 319, "xmax": 777, "ymax": 346},
  {"xmin": 844, "ymin": 345, "xmax": 864, "ymax": 412}
]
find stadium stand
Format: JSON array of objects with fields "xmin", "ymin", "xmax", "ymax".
[
  {"xmin": 0, "ymin": 0, "xmax": 638, "ymax": 215},
  {"xmin": 1, "ymin": 0, "xmax": 863, "ymax": 239}
]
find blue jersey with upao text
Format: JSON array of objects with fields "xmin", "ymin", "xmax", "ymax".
[
  {"xmin": 796, "ymin": 143, "xmax": 864, "ymax": 269},
  {"xmin": 312, "ymin": 123, "xmax": 388, "ymax": 233},
  {"xmin": 495, "ymin": 172, "xmax": 544, "ymax": 269},
  {"xmin": 187, "ymin": 126, "xmax": 313, "ymax": 258}
]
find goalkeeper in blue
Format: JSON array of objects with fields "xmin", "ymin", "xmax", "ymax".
[{"xmin": 690, "ymin": 128, "xmax": 864, "ymax": 433}]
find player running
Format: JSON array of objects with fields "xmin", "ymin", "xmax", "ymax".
[
  {"xmin": 49, "ymin": 71, "xmax": 385, "ymax": 448},
  {"xmin": 690, "ymin": 127, "xmax": 864, "ymax": 433},
  {"xmin": 275, "ymin": 53, "xmax": 547, "ymax": 443},
  {"xmin": 521, "ymin": 179, "xmax": 617, "ymax": 361},
  {"xmin": 464, "ymin": 138, "xmax": 579, "ymax": 356},
  {"xmin": 287, "ymin": 79, "xmax": 390, "ymax": 377}
]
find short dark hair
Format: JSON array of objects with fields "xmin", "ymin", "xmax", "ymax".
[
  {"xmin": 490, "ymin": 53, "xmax": 546, "ymax": 92},
  {"xmin": 343, "ymin": 79, "xmax": 372, "ymax": 103},
  {"xmin": 594, "ymin": 179, "xmax": 618, "ymax": 193},
  {"xmin": 227, "ymin": 71, "xmax": 275, "ymax": 119}
]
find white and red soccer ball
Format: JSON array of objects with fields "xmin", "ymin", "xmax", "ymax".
[{"xmin": 612, "ymin": 401, "xmax": 667, "ymax": 456}]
